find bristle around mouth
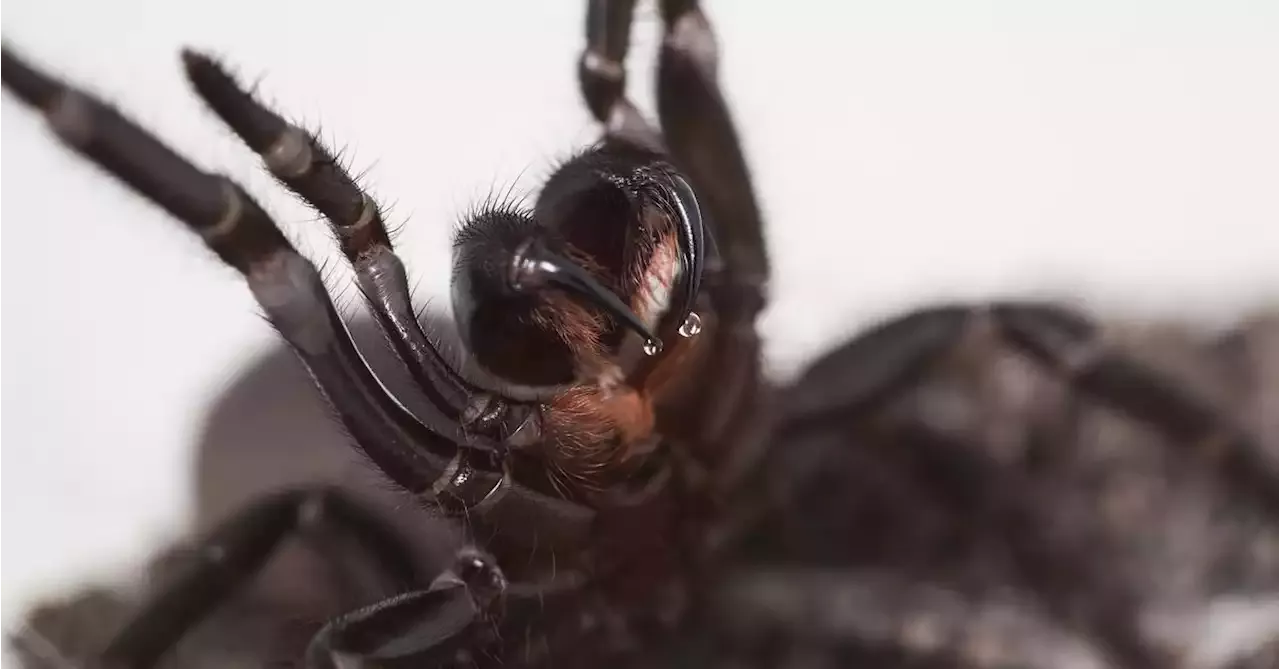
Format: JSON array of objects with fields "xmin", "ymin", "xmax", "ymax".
[{"xmin": 633, "ymin": 230, "xmax": 681, "ymax": 330}]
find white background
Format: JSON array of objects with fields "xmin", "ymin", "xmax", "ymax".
[{"xmin": 2, "ymin": 0, "xmax": 1276, "ymax": 649}]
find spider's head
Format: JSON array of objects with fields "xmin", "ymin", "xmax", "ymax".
[{"xmin": 451, "ymin": 144, "xmax": 710, "ymax": 389}]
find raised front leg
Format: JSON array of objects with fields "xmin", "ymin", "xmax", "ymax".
[
  {"xmin": 0, "ymin": 44, "xmax": 484, "ymax": 496},
  {"xmin": 181, "ymin": 52, "xmax": 541, "ymax": 447},
  {"xmin": 767, "ymin": 301, "xmax": 1277, "ymax": 669},
  {"xmin": 784, "ymin": 303, "xmax": 1277, "ymax": 516},
  {"xmin": 1, "ymin": 43, "xmax": 599, "ymax": 555},
  {"xmin": 652, "ymin": 1, "xmax": 770, "ymax": 451},
  {"xmin": 305, "ymin": 549, "xmax": 588, "ymax": 669},
  {"xmin": 95, "ymin": 487, "xmax": 429, "ymax": 669},
  {"xmin": 654, "ymin": 0, "xmax": 768, "ymax": 292},
  {"xmin": 305, "ymin": 548, "xmax": 506, "ymax": 668},
  {"xmin": 579, "ymin": 0, "xmax": 664, "ymax": 151},
  {"xmin": 577, "ymin": 0, "xmax": 770, "ymax": 458}
]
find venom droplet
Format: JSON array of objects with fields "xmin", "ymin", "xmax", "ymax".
[{"xmin": 678, "ymin": 312, "xmax": 703, "ymax": 338}]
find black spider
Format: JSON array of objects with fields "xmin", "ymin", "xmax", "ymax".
[{"xmin": 4, "ymin": 1, "xmax": 1276, "ymax": 668}]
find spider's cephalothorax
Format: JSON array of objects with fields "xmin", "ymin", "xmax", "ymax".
[{"xmin": 5, "ymin": 0, "xmax": 1276, "ymax": 667}]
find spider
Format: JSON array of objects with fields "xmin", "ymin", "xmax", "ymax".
[{"xmin": 4, "ymin": 1, "xmax": 1276, "ymax": 667}]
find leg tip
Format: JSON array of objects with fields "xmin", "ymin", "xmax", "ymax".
[{"xmin": 1, "ymin": 43, "xmax": 61, "ymax": 107}]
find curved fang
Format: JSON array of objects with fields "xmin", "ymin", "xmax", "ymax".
[
  {"xmin": 509, "ymin": 238, "xmax": 664, "ymax": 354},
  {"xmin": 667, "ymin": 174, "xmax": 710, "ymax": 333}
]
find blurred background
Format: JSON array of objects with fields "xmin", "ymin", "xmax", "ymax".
[{"xmin": 1, "ymin": 0, "xmax": 1275, "ymax": 654}]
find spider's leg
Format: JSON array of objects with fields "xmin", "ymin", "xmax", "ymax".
[
  {"xmin": 0, "ymin": 45, "xmax": 481, "ymax": 488},
  {"xmin": 781, "ymin": 307, "xmax": 972, "ymax": 424},
  {"xmin": 579, "ymin": 0, "xmax": 665, "ymax": 151},
  {"xmin": 0, "ymin": 46, "xmax": 595, "ymax": 545},
  {"xmin": 581, "ymin": 0, "xmax": 768, "ymax": 294},
  {"xmin": 784, "ymin": 304, "xmax": 1277, "ymax": 517},
  {"xmin": 180, "ymin": 52, "xmax": 538, "ymax": 446},
  {"xmin": 773, "ymin": 303, "xmax": 1275, "ymax": 668},
  {"xmin": 653, "ymin": 0, "xmax": 768, "ymax": 292},
  {"xmin": 97, "ymin": 487, "xmax": 429, "ymax": 669},
  {"xmin": 706, "ymin": 567, "xmax": 1117, "ymax": 669},
  {"xmin": 578, "ymin": 0, "xmax": 770, "ymax": 453},
  {"xmin": 305, "ymin": 549, "xmax": 571, "ymax": 669},
  {"xmin": 865, "ymin": 419, "xmax": 1167, "ymax": 669},
  {"xmin": 305, "ymin": 589, "xmax": 485, "ymax": 669},
  {"xmin": 653, "ymin": 1, "xmax": 770, "ymax": 449},
  {"xmin": 980, "ymin": 310, "xmax": 1275, "ymax": 660},
  {"xmin": 989, "ymin": 303, "xmax": 1277, "ymax": 514}
]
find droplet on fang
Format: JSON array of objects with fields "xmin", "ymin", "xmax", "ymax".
[
  {"xmin": 643, "ymin": 339, "xmax": 663, "ymax": 356},
  {"xmin": 678, "ymin": 312, "xmax": 703, "ymax": 338}
]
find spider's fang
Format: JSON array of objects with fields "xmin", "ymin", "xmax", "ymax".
[
  {"xmin": 667, "ymin": 174, "xmax": 709, "ymax": 334},
  {"xmin": 509, "ymin": 238, "xmax": 663, "ymax": 351}
]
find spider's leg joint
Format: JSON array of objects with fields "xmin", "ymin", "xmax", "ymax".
[
  {"xmin": 504, "ymin": 407, "xmax": 543, "ymax": 449},
  {"xmin": 459, "ymin": 394, "xmax": 544, "ymax": 452},
  {"xmin": 44, "ymin": 89, "xmax": 94, "ymax": 147},
  {"xmin": 470, "ymin": 463, "xmax": 513, "ymax": 514},
  {"xmin": 341, "ymin": 194, "xmax": 379, "ymax": 237},
  {"xmin": 247, "ymin": 251, "xmax": 335, "ymax": 355},
  {"xmin": 427, "ymin": 451, "xmax": 512, "ymax": 516},
  {"xmin": 663, "ymin": 5, "xmax": 718, "ymax": 77},
  {"xmin": 263, "ymin": 125, "xmax": 314, "ymax": 179},
  {"xmin": 430, "ymin": 451, "xmax": 469, "ymax": 497},
  {"xmin": 199, "ymin": 179, "xmax": 245, "ymax": 242},
  {"xmin": 581, "ymin": 50, "xmax": 624, "ymax": 82},
  {"xmin": 461, "ymin": 392, "xmax": 499, "ymax": 427}
]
